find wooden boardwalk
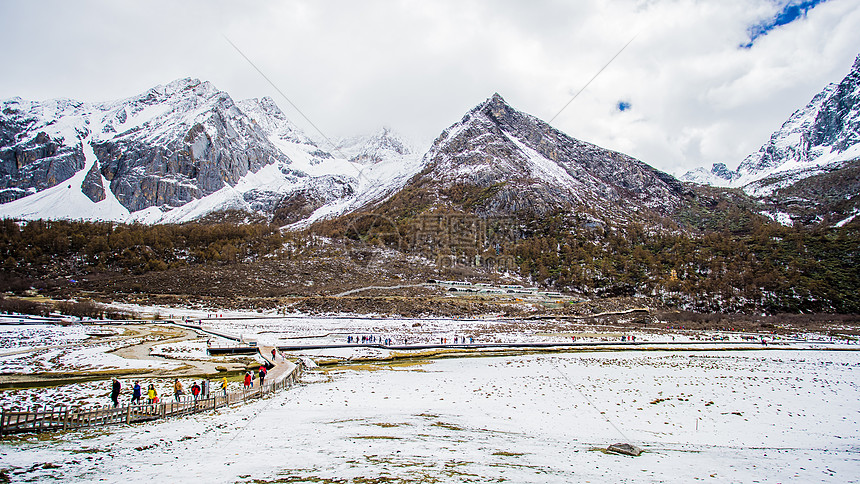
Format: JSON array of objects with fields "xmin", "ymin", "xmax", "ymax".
[{"xmin": 0, "ymin": 348, "xmax": 302, "ymax": 436}]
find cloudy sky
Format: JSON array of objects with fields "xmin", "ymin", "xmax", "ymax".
[{"xmin": 1, "ymin": 0, "xmax": 858, "ymax": 175}]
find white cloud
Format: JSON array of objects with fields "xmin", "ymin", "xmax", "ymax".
[{"xmin": 0, "ymin": 0, "xmax": 858, "ymax": 174}]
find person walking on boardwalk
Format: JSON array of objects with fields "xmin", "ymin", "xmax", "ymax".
[
  {"xmin": 174, "ymin": 379, "xmax": 185, "ymax": 402},
  {"xmin": 271, "ymin": 348, "xmax": 277, "ymax": 361},
  {"xmin": 243, "ymin": 371, "xmax": 252, "ymax": 389},
  {"xmin": 201, "ymin": 379, "xmax": 209, "ymax": 398},
  {"xmin": 110, "ymin": 378, "xmax": 121, "ymax": 407},
  {"xmin": 259, "ymin": 366, "xmax": 267, "ymax": 387},
  {"xmin": 191, "ymin": 382, "xmax": 201, "ymax": 403},
  {"xmin": 131, "ymin": 381, "xmax": 142, "ymax": 405},
  {"xmin": 221, "ymin": 376, "xmax": 229, "ymax": 396},
  {"xmin": 147, "ymin": 384, "xmax": 158, "ymax": 404}
]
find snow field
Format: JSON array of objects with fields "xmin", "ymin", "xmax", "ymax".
[
  {"xmin": 1, "ymin": 350, "xmax": 857, "ymax": 483},
  {"xmin": 0, "ymin": 322, "xmax": 90, "ymax": 352},
  {"xmin": 0, "ymin": 322, "xmax": 181, "ymax": 375}
]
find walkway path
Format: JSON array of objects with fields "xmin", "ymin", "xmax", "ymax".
[
  {"xmin": 259, "ymin": 346, "xmax": 296, "ymax": 384},
  {"xmin": 333, "ymin": 284, "xmax": 427, "ymax": 297},
  {"xmin": 0, "ymin": 346, "xmax": 302, "ymax": 436},
  {"xmin": 208, "ymin": 339, "xmax": 859, "ymax": 355}
]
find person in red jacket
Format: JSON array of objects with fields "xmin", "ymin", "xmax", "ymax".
[
  {"xmin": 191, "ymin": 382, "xmax": 201, "ymax": 402},
  {"xmin": 243, "ymin": 371, "xmax": 252, "ymax": 389}
]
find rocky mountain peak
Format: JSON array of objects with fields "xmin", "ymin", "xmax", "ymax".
[
  {"xmin": 682, "ymin": 52, "xmax": 860, "ymax": 193},
  {"xmin": 1, "ymin": 78, "xmax": 303, "ymax": 214},
  {"xmin": 681, "ymin": 162, "xmax": 740, "ymax": 186},
  {"xmin": 466, "ymin": 92, "xmax": 513, "ymax": 124},
  {"xmin": 809, "ymin": 54, "xmax": 860, "ymax": 152},
  {"xmin": 91, "ymin": 80, "xmax": 296, "ymax": 212},
  {"xmin": 677, "ymin": 53, "xmax": 860, "ymax": 228},
  {"xmin": 411, "ymin": 94, "xmax": 688, "ymax": 218},
  {"xmin": 366, "ymin": 127, "xmax": 412, "ymax": 156},
  {"xmin": 486, "ymin": 92, "xmax": 507, "ymax": 109}
]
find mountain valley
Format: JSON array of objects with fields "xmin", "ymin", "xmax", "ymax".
[{"xmin": 1, "ymin": 57, "xmax": 859, "ymax": 318}]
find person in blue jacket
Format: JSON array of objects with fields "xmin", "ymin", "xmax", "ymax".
[{"xmin": 131, "ymin": 381, "xmax": 142, "ymax": 404}]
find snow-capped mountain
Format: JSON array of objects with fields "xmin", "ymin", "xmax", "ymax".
[
  {"xmin": 335, "ymin": 127, "xmax": 414, "ymax": 165},
  {"xmin": 682, "ymin": 54, "xmax": 860, "ymax": 195},
  {"xmin": 679, "ymin": 163, "xmax": 740, "ymax": 186},
  {"xmin": 0, "ymin": 79, "xmax": 421, "ymax": 225},
  {"xmin": 382, "ymin": 93, "xmax": 688, "ymax": 219},
  {"xmin": 680, "ymin": 53, "xmax": 860, "ymax": 227},
  {"xmin": 239, "ymin": 116, "xmax": 424, "ymax": 227},
  {"xmin": 290, "ymin": 127, "xmax": 424, "ymax": 226},
  {"xmin": 7, "ymin": 66, "xmax": 855, "ymax": 229},
  {"xmin": 0, "ymin": 79, "xmax": 295, "ymax": 212}
]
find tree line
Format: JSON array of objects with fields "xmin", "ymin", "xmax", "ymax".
[
  {"xmin": 1, "ymin": 210, "xmax": 857, "ymax": 315},
  {"xmin": 0, "ymin": 218, "xmax": 289, "ymax": 276},
  {"xmin": 512, "ymin": 211, "xmax": 860, "ymax": 313}
]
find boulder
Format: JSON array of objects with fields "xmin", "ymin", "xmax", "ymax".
[{"xmin": 607, "ymin": 443, "xmax": 643, "ymax": 456}]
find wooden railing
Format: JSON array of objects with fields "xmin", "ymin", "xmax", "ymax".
[{"xmin": 0, "ymin": 361, "xmax": 302, "ymax": 436}]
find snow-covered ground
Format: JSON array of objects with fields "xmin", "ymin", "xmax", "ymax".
[
  {"xmin": 198, "ymin": 315, "xmax": 772, "ymax": 346},
  {"xmin": 1, "ymin": 349, "xmax": 857, "ymax": 483},
  {"xmin": 0, "ymin": 322, "xmax": 90, "ymax": 352},
  {"xmin": 0, "ymin": 318, "xmax": 185, "ymax": 374}
]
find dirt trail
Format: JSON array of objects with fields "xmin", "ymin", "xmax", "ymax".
[
  {"xmin": 109, "ymin": 324, "xmax": 252, "ymax": 376},
  {"xmin": 110, "ymin": 325, "xmax": 196, "ymax": 360}
]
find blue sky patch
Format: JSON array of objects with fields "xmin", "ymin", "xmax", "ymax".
[
  {"xmin": 742, "ymin": 0, "xmax": 829, "ymax": 48},
  {"xmin": 617, "ymin": 101, "xmax": 632, "ymax": 112}
]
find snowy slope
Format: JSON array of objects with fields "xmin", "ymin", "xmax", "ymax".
[
  {"xmin": 0, "ymin": 134, "xmax": 131, "ymax": 221},
  {"xmin": 235, "ymin": 100, "xmax": 424, "ymax": 226},
  {"xmin": 133, "ymin": 114, "xmax": 423, "ymax": 226},
  {"xmin": 136, "ymin": 112, "xmax": 422, "ymax": 226},
  {"xmin": 291, "ymin": 128, "xmax": 424, "ymax": 227}
]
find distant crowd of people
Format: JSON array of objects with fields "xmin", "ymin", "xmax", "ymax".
[
  {"xmin": 345, "ymin": 334, "xmax": 475, "ymax": 345},
  {"xmin": 347, "ymin": 334, "xmax": 389, "ymax": 344}
]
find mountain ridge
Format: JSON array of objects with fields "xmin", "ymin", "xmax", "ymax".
[
  {"xmin": 3, "ymin": 82, "xmax": 694, "ymax": 227},
  {"xmin": 2, "ymin": 67, "xmax": 858, "ymax": 229}
]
